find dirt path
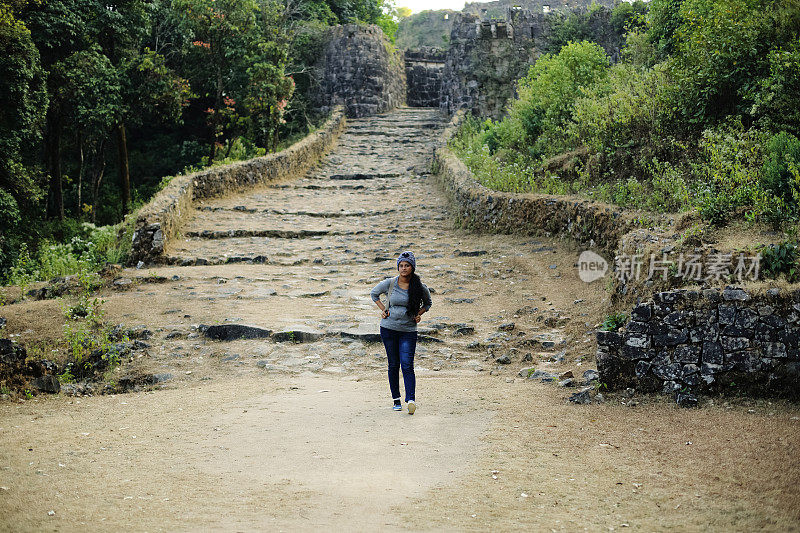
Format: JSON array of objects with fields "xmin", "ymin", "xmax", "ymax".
[{"xmin": 1, "ymin": 108, "xmax": 799, "ymax": 531}]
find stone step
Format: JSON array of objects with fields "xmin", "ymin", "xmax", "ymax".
[
  {"xmin": 348, "ymin": 122, "xmax": 441, "ymax": 130},
  {"xmin": 328, "ymin": 173, "xmax": 401, "ymax": 180},
  {"xmin": 179, "ymin": 211, "xmax": 429, "ymax": 236},
  {"xmin": 183, "ymin": 229, "xmax": 361, "ymax": 239},
  {"xmin": 197, "ymin": 206, "xmax": 397, "ymax": 218},
  {"xmin": 198, "ymin": 325, "xmax": 445, "ymax": 345},
  {"xmin": 165, "ymin": 255, "xmax": 309, "ymax": 267}
]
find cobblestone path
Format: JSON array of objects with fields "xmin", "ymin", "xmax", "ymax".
[{"xmin": 104, "ymin": 107, "xmax": 603, "ymax": 382}]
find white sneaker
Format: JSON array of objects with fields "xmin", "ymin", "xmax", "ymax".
[{"xmin": 407, "ymin": 400, "xmax": 416, "ymax": 415}]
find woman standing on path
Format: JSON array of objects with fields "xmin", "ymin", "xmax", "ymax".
[{"xmin": 370, "ymin": 251, "xmax": 432, "ymax": 415}]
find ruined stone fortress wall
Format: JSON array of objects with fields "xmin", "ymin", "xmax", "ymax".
[
  {"xmin": 316, "ymin": 24, "xmax": 407, "ymax": 118},
  {"xmin": 440, "ymin": 10, "xmax": 545, "ymax": 119},
  {"xmin": 597, "ymin": 287, "xmax": 800, "ymax": 403},
  {"xmin": 440, "ymin": 7, "xmax": 623, "ymax": 119},
  {"xmin": 405, "ymin": 48, "xmax": 445, "ymax": 108}
]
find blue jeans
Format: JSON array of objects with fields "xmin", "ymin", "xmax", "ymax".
[{"xmin": 380, "ymin": 326, "xmax": 417, "ymax": 402}]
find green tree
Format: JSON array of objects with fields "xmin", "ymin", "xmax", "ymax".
[
  {"xmin": 668, "ymin": 0, "xmax": 799, "ymax": 128},
  {"xmin": 646, "ymin": 0, "xmax": 684, "ymax": 58},
  {"xmin": 0, "ymin": 3, "xmax": 48, "ymax": 271},
  {"xmin": 52, "ymin": 48, "xmax": 121, "ymax": 222},
  {"xmin": 174, "ymin": 0, "xmax": 260, "ymax": 161},
  {"xmin": 752, "ymin": 38, "xmax": 800, "ymax": 137}
]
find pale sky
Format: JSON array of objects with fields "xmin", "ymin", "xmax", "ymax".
[{"xmin": 400, "ymin": 0, "xmax": 482, "ymax": 14}]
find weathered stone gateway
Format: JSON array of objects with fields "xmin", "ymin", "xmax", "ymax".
[{"xmin": 128, "ymin": 19, "xmax": 799, "ymax": 404}]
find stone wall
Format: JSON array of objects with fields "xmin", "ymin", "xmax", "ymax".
[
  {"xmin": 316, "ymin": 24, "xmax": 406, "ymax": 118},
  {"xmin": 129, "ymin": 107, "xmax": 346, "ymax": 265},
  {"xmin": 440, "ymin": 7, "xmax": 624, "ymax": 119},
  {"xmin": 440, "ymin": 11, "xmax": 543, "ymax": 119},
  {"xmin": 597, "ymin": 287, "xmax": 800, "ymax": 403},
  {"xmin": 434, "ymin": 112, "xmax": 635, "ymax": 252},
  {"xmin": 405, "ymin": 48, "xmax": 445, "ymax": 108}
]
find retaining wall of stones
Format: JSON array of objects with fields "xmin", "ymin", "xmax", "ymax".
[
  {"xmin": 316, "ymin": 24, "xmax": 406, "ymax": 118},
  {"xmin": 405, "ymin": 48, "xmax": 445, "ymax": 108},
  {"xmin": 129, "ymin": 107, "xmax": 346, "ymax": 265},
  {"xmin": 596, "ymin": 287, "xmax": 800, "ymax": 402},
  {"xmin": 433, "ymin": 112, "xmax": 635, "ymax": 252}
]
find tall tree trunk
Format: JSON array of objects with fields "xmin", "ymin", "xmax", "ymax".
[
  {"xmin": 209, "ymin": 64, "xmax": 224, "ymax": 162},
  {"xmin": 91, "ymin": 139, "xmax": 107, "ymax": 225},
  {"xmin": 116, "ymin": 122, "xmax": 131, "ymax": 216},
  {"xmin": 263, "ymin": 106, "xmax": 271, "ymax": 150},
  {"xmin": 46, "ymin": 110, "xmax": 64, "ymax": 221},
  {"xmin": 77, "ymin": 132, "xmax": 84, "ymax": 217}
]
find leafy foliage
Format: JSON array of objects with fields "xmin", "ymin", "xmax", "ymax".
[
  {"xmin": 600, "ymin": 312, "xmax": 628, "ymax": 332},
  {"xmin": 3, "ymin": 0, "xmax": 392, "ymax": 285},
  {"xmin": 494, "ymin": 41, "xmax": 610, "ymax": 159},
  {"xmin": 760, "ymin": 240, "xmax": 799, "ymax": 282}
]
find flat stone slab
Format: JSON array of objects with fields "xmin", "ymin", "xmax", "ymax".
[
  {"xmin": 273, "ymin": 330, "xmax": 326, "ymax": 343},
  {"xmin": 200, "ymin": 324, "xmax": 273, "ymax": 340}
]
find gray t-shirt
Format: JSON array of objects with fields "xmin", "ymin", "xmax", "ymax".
[{"xmin": 370, "ymin": 276, "xmax": 433, "ymax": 332}]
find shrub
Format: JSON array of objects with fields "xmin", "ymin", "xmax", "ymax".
[
  {"xmin": 690, "ymin": 121, "xmax": 766, "ymax": 225},
  {"xmin": 760, "ymin": 240, "xmax": 799, "ymax": 282},
  {"xmin": 760, "ymin": 132, "xmax": 800, "ymax": 213},
  {"xmin": 504, "ymin": 40, "xmax": 610, "ymax": 159},
  {"xmin": 600, "ymin": 312, "xmax": 627, "ymax": 331},
  {"xmin": 569, "ymin": 62, "xmax": 677, "ymax": 180},
  {"xmin": 752, "ymin": 39, "xmax": 800, "ymax": 136},
  {"xmin": 5, "ymin": 221, "xmax": 130, "ymax": 286},
  {"xmin": 669, "ymin": 0, "xmax": 787, "ymax": 126}
]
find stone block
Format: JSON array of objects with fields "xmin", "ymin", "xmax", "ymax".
[
  {"xmin": 625, "ymin": 333, "xmax": 651, "ymax": 349},
  {"xmin": 721, "ymin": 324, "xmax": 754, "ymax": 339},
  {"xmin": 760, "ymin": 314, "xmax": 786, "ymax": 329},
  {"xmin": 664, "ymin": 311, "xmax": 691, "ymax": 328},
  {"xmin": 626, "ymin": 321, "xmax": 649, "ymax": 334},
  {"xmin": 761, "ymin": 342, "xmax": 788, "ymax": 358},
  {"xmin": 653, "ymin": 362, "xmax": 683, "ymax": 381},
  {"xmin": 702, "ymin": 341, "xmax": 724, "ymax": 365},
  {"xmin": 653, "ymin": 328, "xmax": 688, "ymax": 347},
  {"xmin": 718, "ymin": 304, "xmax": 736, "ymax": 326},
  {"xmin": 630, "ymin": 303, "xmax": 652, "ymax": 321},
  {"xmin": 674, "ymin": 345, "xmax": 700, "ymax": 364},
  {"xmin": 31, "ymin": 375, "xmax": 60, "ymax": 394},
  {"xmin": 701, "ymin": 324, "xmax": 720, "ymax": 343},
  {"xmin": 654, "ymin": 291, "xmax": 681, "ymax": 304},
  {"xmin": 733, "ymin": 308, "xmax": 758, "ymax": 329},
  {"xmin": 702, "ymin": 288, "xmax": 722, "ymax": 303},
  {"xmin": 723, "ymin": 287, "xmax": 750, "ymax": 301},
  {"xmin": 721, "ymin": 336, "xmax": 750, "ymax": 352}
]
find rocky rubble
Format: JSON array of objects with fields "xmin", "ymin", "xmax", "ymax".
[{"xmin": 0, "ymin": 338, "xmax": 60, "ymax": 396}]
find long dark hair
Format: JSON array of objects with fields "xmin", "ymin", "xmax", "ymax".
[{"xmin": 405, "ymin": 268, "xmax": 424, "ymax": 317}]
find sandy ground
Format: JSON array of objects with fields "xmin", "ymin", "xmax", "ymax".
[{"xmin": 1, "ymin": 371, "xmax": 798, "ymax": 532}]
